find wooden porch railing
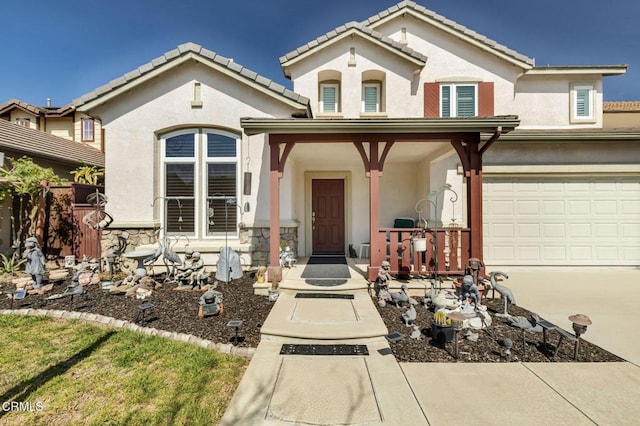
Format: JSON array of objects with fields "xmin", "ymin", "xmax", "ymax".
[{"xmin": 376, "ymin": 227, "xmax": 470, "ymax": 277}]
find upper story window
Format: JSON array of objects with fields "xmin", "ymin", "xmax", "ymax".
[
  {"xmin": 320, "ymin": 83, "xmax": 339, "ymax": 113},
  {"xmin": 82, "ymin": 118, "xmax": 95, "ymax": 141},
  {"xmin": 318, "ymin": 70, "xmax": 342, "ymax": 115},
  {"xmin": 440, "ymin": 83, "xmax": 477, "ymax": 117},
  {"xmin": 15, "ymin": 118, "xmax": 30, "ymax": 127},
  {"xmin": 570, "ymin": 83, "xmax": 595, "ymax": 123},
  {"xmin": 161, "ymin": 129, "xmax": 240, "ymax": 238},
  {"xmin": 362, "ymin": 83, "xmax": 380, "ymax": 113},
  {"xmin": 361, "ymin": 70, "xmax": 386, "ymax": 116}
]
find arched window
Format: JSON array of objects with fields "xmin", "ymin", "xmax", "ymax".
[
  {"xmin": 318, "ymin": 70, "xmax": 342, "ymax": 114},
  {"xmin": 361, "ymin": 70, "xmax": 385, "ymax": 114},
  {"xmin": 161, "ymin": 128, "xmax": 240, "ymax": 238}
]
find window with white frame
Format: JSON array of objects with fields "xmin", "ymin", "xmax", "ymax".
[
  {"xmin": 440, "ymin": 83, "xmax": 477, "ymax": 117},
  {"xmin": 82, "ymin": 118, "xmax": 94, "ymax": 141},
  {"xmin": 571, "ymin": 83, "xmax": 595, "ymax": 122},
  {"xmin": 319, "ymin": 83, "xmax": 339, "ymax": 113},
  {"xmin": 15, "ymin": 118, "xmax": 30, "ymax": 127},
  {"xmin": 161, "ymin": 129, "xmax": 240, "ymax": 238},
  {"xmin": 362, "ymin": 83, "xmax": 381, "ymax": 113}
]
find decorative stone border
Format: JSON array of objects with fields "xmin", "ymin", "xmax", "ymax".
[{"xmin": 0, "ymin": 308, "xmax": 256, "ymax": 359}]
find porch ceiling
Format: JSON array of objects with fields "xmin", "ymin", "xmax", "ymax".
[{"xmin": 291, "ymin": 140, "xmax": 449, "ymax": 164}]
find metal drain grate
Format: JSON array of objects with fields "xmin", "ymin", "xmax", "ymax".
[
  {"xmin": 280, "ymin": 344, "xmax": 369, "ymax": 356},
  {"xmin": 295, "ymin": 293, "xmax": 354, "ymax": 299}
]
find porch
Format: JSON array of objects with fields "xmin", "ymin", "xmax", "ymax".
[{"xmin": 241, "ymin": 117, "xmax": 519, "ymax": 282}]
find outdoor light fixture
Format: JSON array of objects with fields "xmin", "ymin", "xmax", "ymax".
[{"xmin": 569, "ymin": 314, "xmax": 592, "ymax": 361}]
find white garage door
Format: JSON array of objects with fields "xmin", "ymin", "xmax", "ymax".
[{"xmin": 483, "ymin": 176, "xmax": 640, "ymax": 266}]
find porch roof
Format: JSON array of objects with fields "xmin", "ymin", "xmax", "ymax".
[{"xmin": 240, "ymin": 116, "xmax": 520, "ymax": 137}]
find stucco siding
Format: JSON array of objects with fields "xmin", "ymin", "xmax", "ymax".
[
  {"xmin": 93, "ymin": 62, "xmax": 301, "ymax": 227},
  {"xmin": 289, "ymin": 37, "xmax": 422, "ymax": 118}
]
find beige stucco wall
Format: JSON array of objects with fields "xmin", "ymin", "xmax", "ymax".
[
  {"xmin": 513, "ymin": 76, "xmax": 603, "ymax": 128},
  {"xmin": 484, "ymin": 141, "xmax": 639, "ymax": 165},
  {"xmin": 8, "ymin": 110, "xmax": 38, "ymax": 130},
  {"xmin": 45, "ymin": 117, "xmax": 74, "ymax": 140},
  {"xmin": 289, "ymin": 37, "xmax": 420, "ymax": 118},
  {"xmin": 604, "ymin": 112, "xmax": 640, "ymax": 128},
  {"xmin": 87, "ymin": 61, "xmax": 302, "ymax": 261},
  {"xmin": 288, "ymin": 15, "xmax": 606, "ymax": 129}
]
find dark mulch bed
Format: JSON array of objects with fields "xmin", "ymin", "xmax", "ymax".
[
  {"xmin": 0, "ymin": 272, "xmax": 272, "ymax": 348},
  {"xmin": 0, "ymin": 273, "xmax": 625, "ymax": 363},
  {"xmin": 376, "ymin": 295, "xmax": 625, "ymax": 363}
]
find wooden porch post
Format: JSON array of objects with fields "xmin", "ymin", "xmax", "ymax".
[
  {"xmin": 466, "ymin": 134, "xmax": 484, "ymax": 261},
  {"xmin": 268, "ymin": 136, "xmax": 281, "ymax": 279},
  {"xmin": 368, "ymin": 142, "xmax": 383, "ymax": 282},
  {"xmin": 451, "ymin": 133, "xmax": 484, "ymax": 267}
]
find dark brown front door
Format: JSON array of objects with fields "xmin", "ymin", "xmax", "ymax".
[{"xmin": 312, "ymin": 179, "xmax": 345, "ymax": 254}]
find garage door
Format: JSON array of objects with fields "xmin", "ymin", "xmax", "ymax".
[{"xmin": 483, "ymin": 176, "xmax": 640, "ymax": 266}]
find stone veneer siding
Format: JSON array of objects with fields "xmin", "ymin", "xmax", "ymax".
[
  {"xmin": 102, "ymin": 226, "xmax": 298, "ymax": 268},
  {"xmin": 101, "ymin": 228, "xmax": 157, "ymax": 256},
  {"xmin": 240, "ymin": 225, "xmax": 298, "ymax": 267}
]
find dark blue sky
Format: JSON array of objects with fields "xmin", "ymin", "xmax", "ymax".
[{"xmin": 1, "ymin": 0, "xmax": 638, "ymax": 106}]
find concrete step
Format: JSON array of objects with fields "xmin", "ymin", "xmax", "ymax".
[{"xmin": 260, "ymin": 291, "xmax": 388, "ymax": 340}]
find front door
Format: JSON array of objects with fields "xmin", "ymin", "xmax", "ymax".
[{"xmin": 312, "ymin": 179, "xmax": 345, "ymax": 254}]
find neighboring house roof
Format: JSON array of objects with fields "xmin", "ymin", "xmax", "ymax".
[
  {"xmin": 0, "ymin": 98, "xmax": 75, "ymax": 117},
  {"xmin": 73, "ymin": 42, "xmax": 311, "ymax": 115},
  {"xmin": 604, "ymin": 101, "xmax": 640, "ymax": 112},
  {"xmin": 0, "ymin": 118, "xmax": 104, "ymax": 167},
  {"xmin": 279, "ymin": 21, "xmax": 428, "ymax": 76},
  {"xmin": 361, "ymin": 1, "xmax": 535, "ymax": 69}
]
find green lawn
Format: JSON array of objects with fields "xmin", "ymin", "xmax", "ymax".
[{"xmin": 0, "ymin": 315, "xmax": 248, "ymax": 425}]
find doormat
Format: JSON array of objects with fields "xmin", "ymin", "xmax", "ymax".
[
  {"xmin": 295, "ymin": 293, "xmax": 354, "ymax": 299},
  {"xmin": 301, "ymin": 256, "xmax": 350, "ymax": 279},
  {"xmin": 304, "ymin": 279, "xmax": 348, "ymax": 286},
  {"xmin": 280, "ymin": 344, "xmax": 369, "ymax": 356}
]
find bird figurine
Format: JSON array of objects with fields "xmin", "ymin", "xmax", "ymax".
[
  {"xmin": 508, "ymin": 313, "xmax": 543, "ymax": 333},
  {"xmin": 390, "ymin": 284, "xmax": 410, "ymax": 308},
  {"xmin": 410, "ymin": 324, "xmax": 421, "ymax": 339},
  {"xmin": 489, "ymin": 271, "xmax": 514, "ymax": 317},
  {"xmin": 161, "ymin": 235, "xmax": 183, "ymax": 279},
  {"xmin": 422, "ymin": 279, "xmax": 437, "ymax": 309},
  {"xmin": 402, "ymin": 298, "xmax": 418, "ymax": 326},
  {"xmin": 508, "ymin": 313, "xmax": 542, "ymax": 353}
]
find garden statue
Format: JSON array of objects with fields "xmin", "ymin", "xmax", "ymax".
[
  {"xmin": 23, "ymin": 237, "xmax": 46, "ymax": 289},
  {"xmin": 402, "ymin": 298, "xmax": 418, "ymax": 326},
  {"xmin": 375, "ymin": 260, "xmax": 392, "ymax": 307},
  {"xmin": 488, "ymin": 271, "xmax": 514, "ymax": 317},
  {"xmin": 390, "ymin": 283, "xmax": 410, "ymax": 308},
  {"xmin": 216, "ymin": 246, "xmax": 243, "ymax": 282},
  {"xmin": 47, "ymin": 270, "xmax": 85, "ymax": 301},
  {"xmin": 198, "ymin": 285, "xmax": 224, "ymax": 317},
  {"xmin": 279, "ymin": 246, "xmax": 297, "ymax": 268},
  {"xmin": 459, "ymin": 274, "xmax": 481, "ymax": 305},
  {"xmin": 176, "ymin": 251, "xmax": 209, "ymax": 289}
]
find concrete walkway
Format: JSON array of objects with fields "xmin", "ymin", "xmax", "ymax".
[{"xmin": 222, "ymin": 260, "xmax": 640, "ymax": 425}]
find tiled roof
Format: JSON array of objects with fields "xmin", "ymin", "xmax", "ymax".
[
  {"xmin": 0, "ymin": 118, "xmax": 104, "ymax": 167},
  {"xmin": 72, "ymin": 42, "xmax": 309, "ymax": 110},
  {"xmin": 279, "ymin": 21, "xmax": 428, "ymax": 66},
  {"xmin": 604, "ymin": 101, "xmax": 640, "ymax": 112},
  {"xmin": 361, "ymin": 1, "xmax": 534, "ymax": 67},
  {"xmin": 0, "ymin": 99, "xmax": 74, "ymax": 117}
]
